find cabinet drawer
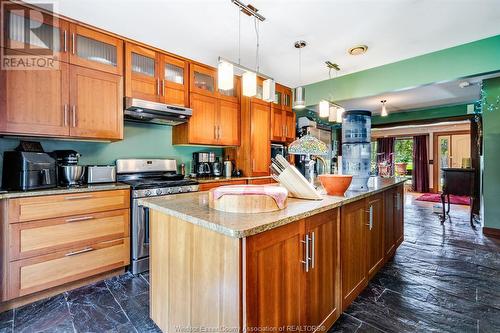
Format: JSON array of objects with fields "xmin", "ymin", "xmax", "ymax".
[
  {"xmin": 8, "ymin": 238, "xmax": 130, "ymax": 299},
  {"xmin": 8, "ymin": 189, "xmax": 130, "ymax": 223},
  {"xmin": 198, "ymin": 180, "xmax": 247, "ymax": 191},
  {"xmin": 247, "ymin": 178, "xmax": 276, "ymax": 185},
  {"xmin": 10, "ymin": 209, "xmax": 130, "ymax": 260}
]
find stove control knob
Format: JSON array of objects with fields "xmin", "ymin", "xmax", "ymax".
[
  {"xmin": 156, "ymin": 189, "xmax": 163, "ymax": 195},
  {"xmin": 166, "ymin": 188, "xmax": 172, "ymax": 194},
  {"xmin": 144, "ymin": 190, "xmax": 151, "ymax": 197},
  {"xmin": 178, "ymin": 187, "xmax": 184, "ymax": 193}
]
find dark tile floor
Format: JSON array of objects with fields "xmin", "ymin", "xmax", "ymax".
[{"xmin": 0, "ymin": 193, "xmax": 499, "ymax": 333}]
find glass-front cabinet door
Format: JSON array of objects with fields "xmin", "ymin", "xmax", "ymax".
[
  {"xmin": 190, "ymin": 63, "xmax": 216, "ymax": 96},
  {"xmin": 274, "ymin": 90, "xmax": 283, "ymax": 109},
  {"xmin": 2, "ymin": 3, "xmax": 69, "ymax": 62},
  {"xmin": 160, "ymin": 54, "xmax": 188, "ymax": 106},
  {"xmin": 69, "ymin": 24, "xmax": 123, "ymax": 75},
  {"xmin": 218, "ymin": 76, "xmax": 239, "ymax": 102},
  {"xmin": 283, "ymin": 87, "xmax": 292, "ymax": 112},
  {"xmin": 125, "ymin": 43, "xmax": 159, "ymax": 102}
]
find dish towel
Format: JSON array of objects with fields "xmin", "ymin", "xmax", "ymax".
[{"xmin": 212, "ymin": 185, "xmax": 289, "ymax": 209}]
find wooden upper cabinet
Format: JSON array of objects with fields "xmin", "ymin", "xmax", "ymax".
[
  {"xmin": 340, "ymin": 199, "xmax": 368, "ymax": 310},
  {"xmin": 69, "ymin": 65, "xmax": 123, "ymax": 140},
  {"xmin": 245, "ymin": 221, "xmax": 305, "ymax": 329},
  {"xmin": 282, "ymin": 87, "xmax": 292, "ymax": 112},
  {"xmin": 1, "ymin": 3, "xmax": 69, "ymax": 62},
  {"xmin": 125, "ymin": 42, "xmax": 159, "ymax": 102},
  {"xmin": 184, "ymin": 93, "xmax": 218, "ymax": 145},
  {"xmin": 273, "ymin": 84, "xmax": 284, "ymax": 110},
  {"xmin": 304, "ymin": 210, "xmax": 341, "ymax": 329},
  {"xmin": 250, "ymin": 102, "xmax": 271, "ymax": 175},
  {"xmin": 69, "ymin": 24, "xmax": 123, "ymax": 75},
  {"xmin": 190, "ymin": 63, "xmax": 216, "ymax": 97},
  {"xmin": 160, "ymin": 54, "xmax": 189, "ymax": 106},
  {"xmin": 285, "ymin": 111, "xmax": 296, "ymax": 141},
  {"xmin": 0, "ymin": 59, "xmax": 70, "ymax": 137},
  {"xmin": 366, "ymin": 192, "xmax": 385, "ymax": 279},
  {"xmin": 218, "ymin": 100, "xmax": 240, "ymax": 146},
  {"xmin": 271, "ymin": 108, "xmax": 285, "ymax": 142}
]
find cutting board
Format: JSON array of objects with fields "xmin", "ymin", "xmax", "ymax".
[{"xmin": 208, "ymin": 186, "xmax": 288, "ymax": 213}]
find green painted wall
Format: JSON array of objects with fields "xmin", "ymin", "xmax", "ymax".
[
  {"xmin": 0, "ymin": 122, "xmax": 221, "ymax": 183},
  {"xmin": 304, "ymin": 35, "xmax": 500, "ymax": 105},
  {"xmin": 482, "ymin": 77, "xmax": 500, "ymax": 230},
  {"xmin": 372, "ymin": 103, "xmax": 471, "ymax": 126}
]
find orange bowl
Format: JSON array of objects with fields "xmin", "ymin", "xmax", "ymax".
[{"xmin": 318, "ymin": 174, "xmax": 353, "ymax": 196}]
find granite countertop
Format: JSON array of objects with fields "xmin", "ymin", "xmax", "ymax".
[
  {"xmin": 139, "ymin": 177, "xmax": 406, "ymax": 238},
  {"xmin": 0, "ymin": 183, "xmax": 130, "ymax": 199},
  {"xmin": 194, "ymin": 176, "xmax": 272, "ymax": 184}
]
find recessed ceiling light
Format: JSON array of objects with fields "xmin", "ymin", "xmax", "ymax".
[{"xmin": 348, "ymin": 45, "xmax": 368, "ymax": 56}]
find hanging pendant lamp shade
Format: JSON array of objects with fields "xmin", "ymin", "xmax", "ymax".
[
  {"xmin": 293, "ymin": 40, "xmax": 307, "ymax": 110},
  {"xmin": 336, "ymin": 107, "xmax": 345, "ymax": 123},
  {"xmin": 263, "ymin": 79, "xmax": 275, "ymax": 102},
  {"xmin": 242, "ymin": 71, "xmax": 257, "ymax": 97},
  {"xmin": 328, "ymin": 106, "xmax": 337, "ymax": 122},
  {"xmin": 217, "ymin": 60, "xmax": 234, "ymax": 91},
  {"xmin": 381, "ymin": 100, "xmax": 388, "ymax": 117},
  {"xmin": 288, "ymin": 134, "xmax": 329, "ymax": 156},
  {"xmin": 319, "ymin": 100, "xmax": 329, "ymax": 118}
]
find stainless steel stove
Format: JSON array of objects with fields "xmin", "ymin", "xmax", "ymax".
[{"xmin": 116, "ymin": 159, "xmax": 198, "ymax": 274}]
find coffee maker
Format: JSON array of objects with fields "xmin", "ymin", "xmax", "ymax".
[
  {"xmin": 51, "ymin": 150, "xmax": 85, "ymax": 186},
  {"xmin": 193, "ymin": 152, "xmax": 219, "ymax": 177}
]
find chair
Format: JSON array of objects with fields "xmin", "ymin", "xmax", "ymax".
[{"xmin": 440, "ymin": 168, "xmax": 476, "ymax": 227}]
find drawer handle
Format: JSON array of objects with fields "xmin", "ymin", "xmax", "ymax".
[
  {"xmin": 65, "ymin": 195, "xmax": 93, "ymax": 200},
  {"xmin": 65, "ymin": 247, "xmax": 94, "ymax": 257},
  {"xmin": 65, "ymin": 216, "xmax": 94, "ymax": 223}
]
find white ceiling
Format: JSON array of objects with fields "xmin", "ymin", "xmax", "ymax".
[{"xmin": 39, "ymin": 0, "xmax": 500, "ymax": 87}]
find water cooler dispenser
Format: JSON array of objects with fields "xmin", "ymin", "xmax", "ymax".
[{"xmin": 342, "ymin": 110, "xmax": 372, "ymax": 190}]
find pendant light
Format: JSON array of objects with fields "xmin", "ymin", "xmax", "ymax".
[
  {"xmin": 336, "ymin": 107, "xmax": 345, "ymax": 123},
  {"xmin": 263, "ymin": 78, "xmax": 275, "ymax": 102},
  {"xmin": 319, "ymin": 100, "xmax": 329, "ymax": 117},
  {"xmin": 381, "ymin": 100, "xmax": 388, "ymax": 117},
  {"xmin": 217, "ymin": 60, "xmax": 234, "ymax": 90},
  {"xmin": 242, "ymin": 71, "xmax": 257, "ymax": 97},
  {"xmin": 328, "ymin": 106, "xmax": 337, "ymax": 122},
  {"xmin": 293, "ymin": 40, "xmax": 307, "ymax": 109}
]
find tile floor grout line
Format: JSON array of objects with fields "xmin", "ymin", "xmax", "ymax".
[{"xmin": 105, "ymin": 280, "xmax": 139, "ymax": 333}]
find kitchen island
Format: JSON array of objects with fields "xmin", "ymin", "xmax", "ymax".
[{"xmin": 139, "ymin": 177, "xmax": 405, "ymax": 332}]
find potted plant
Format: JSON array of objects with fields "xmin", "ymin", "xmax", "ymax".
[{"xmin": 395, "ymin": 140, "xmax": 412, "ymax": 176}]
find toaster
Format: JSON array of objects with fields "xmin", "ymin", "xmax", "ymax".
[{"xmin": 86, "ymin": 165, "xmax": 116, "ymax": 184}]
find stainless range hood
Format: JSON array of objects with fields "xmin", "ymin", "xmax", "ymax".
[{"xmin": 124, "ymin": 97, "xmax": 192, "ymax": 126}]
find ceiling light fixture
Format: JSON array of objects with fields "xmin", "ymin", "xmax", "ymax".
[
  {"xmin": 293, "ymin": 40, "xmax": 307, "ymax": 109},
  {"xmin": 319, "ymin": 100, "xmax": 330, "ymax": 118},
  {"xmin": 328, "ymin": 105, "xmax": 337, "ymax": 122},
  {"xmin": 381, "ymin": 100, "xmax": 388, "ymax": 117},
  {"xmin": 217, "ymin": 1, "xmax": 273, "ymax": 97},
  {"xmin": 348, "ymin": 44, "xmax": 368, "ymax": 56},
  {"xmin": 336, "ymin": 106, "xmax": 345, "ymax": 123}
]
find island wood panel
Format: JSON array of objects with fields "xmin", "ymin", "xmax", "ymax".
[
  {"xmin": 0, "ymin": 58, "xmax": 70, "ymax": 137},
  {"xmin": 10, "ymin": 209, "xmax": 129, "ymax": 260},
  {"xmin": 69, "ymin": 65, "xmax": 123, "ymax": 140},
  {"xmin": 304, "ymin": 209, "xmax": 341, "ymax": 331},
  {"xmin": 366, "ymin": 192, "xmax": 385, "ymax": 279},
  {"xmin": 340, "ymin": 199, "xmax": 368, "ymax": 310},
  {"xmin": 395, "ymin": 185, "xmax": 405, "ymax": 246},
  {"xmin": 384, "ymin": 188, "xmax": 396, "ymax": 259},
  {"xmin": 8, "ymin": 189, "xmax": 130, "ymax": 223},
  {"xmin": 245, "ymin": 220, "xmax": 305, "ymax": 329},
  {"xmin": 149, "ymin": 211, "xmax": 240, "ymax": 332},
  {"xmin": 7, "ymin": 238, "xmax": 129, "ymax": 299}
]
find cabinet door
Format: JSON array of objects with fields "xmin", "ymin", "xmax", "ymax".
[
  {"xmin": 340, "ymin": 199, "xmax": 367, "ymax": 310},
  {"xmin": 245, "ymin": 221, "xmax": 306, "ymax": 330},
  {"xmin": 217, "ymin": 100, "xmax": 240, "ymax": 146},
  {"xmin": 366, "ymin": 192, "xmax": 385, "ymax": 279},
  {"xmin": 69, "ymin": 65, "xmax": 123, "ymax": 140},
  {"xmin": 0, "ymin": 59, "xmax": 70, "ymax": 136},
  {"xmin": 285, "ymin": 111, "xmax": 296, "ymax": 141},
  {"xmin": 283, "ymin": 87, "xmax": 292, "ymax": 112},
  {"xmin": 69, "ymin": 24, "xmax": 123, "ymax": 75},
  {"xmin": 125, "ymin": 43, "xmax": 159, "ymax": 102},
  {"xmin": 273, "ymin": 87, "xmax": 283, "ymax": 110},
  {"xmin": 250, "ymin": 102, "xmax": 271, "ymax": 176},
  {"xmin": 190, "ymin": 63, "xmax": 216, "ymax": 96},
  {"xmin": 188, "ymin": 93, "xmax": 218, "ymax": 145},
  {"xmin": 270, "ymin": 109, "xmax": 285, "ymax": 142},
  {"xmin": 160, "ymin": 54, "xmax": 188, "ymax": 106},
  {"xmin": 394, "ymin": 185, "xmax": 404, "ymax": 246},
  {"xmin": 2, "ymin": 3, "xmax": 69, "ymax": 62},
  {"xmin": 384, "ymin": 188, "xmax": 396, "ymax": 258},
  {"xmin": 305, "ymin": 210, "xmax": 341, "ymax": 329}
]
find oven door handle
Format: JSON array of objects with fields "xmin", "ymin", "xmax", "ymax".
[{"xmin": 143, "ymin": 206, "xmax": 150, "ymax": 245}]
